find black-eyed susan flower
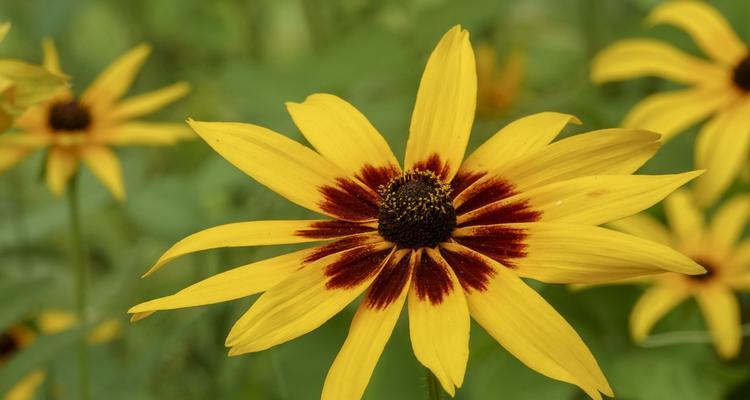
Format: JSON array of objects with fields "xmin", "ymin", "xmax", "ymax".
[
  {"xmin": 592, "ymin": 1, "xmax": 750, "ymax": 206},
  {"xmin": 0, "ymin": 23, "xmax": 67, "ymax": 132},
  {"xmin": 0, "ymin": 39, "xmax": 191, "ymax": 200},
  {"xmin": 130, "ymin": 26, "xmax": 705, "ymax": 399},
  {"xmin": 1, "ymin": 325, "xmax": 45, "ymax": 400},
  {"xmin": 476, "ymin": 43, "xmax": 525, "ymax": 118},
  {"xmin": 609, "ymin": 190, "xmax": 750, "ymax": 359}
]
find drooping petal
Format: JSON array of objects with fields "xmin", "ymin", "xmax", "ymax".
[
  {"xmin": 45, "ymin": 147, "xmax": 77, "ymax": 196},
  {"xmin": 286, "ymin": 93, "xmax": 401, "ymax": 189},
  {"xmin": 108, "ymin": 82, "xmax": 190, "ymax": 120},
  {"xmin": 709, "ymin": 194, "xmax": 750, "ymax": 253},
  {"xmin": 458, "ymin": 172, "xmax": 701, "ymax": 227},
  {"xmin": 405, "ymin": 25, "xmax": 476, "ymax": 181},
  {"xmin": 227, "ymin": 242, "xmax": 394, "ymax": 353},
  {"xmin": 695, "ymin": 284, "xmax": 742, "ymax": 359},
  {"xmin": 591, "ymin": 39, "xmax": 727, "ymax": 85},
  {"xmin": 81, "ymin": 145, "xmax": 125, "ymax": 201},
  {"xmin": 465, "ymin": 248, "xmax": 612, "ymax": 400},
  {"xmin": 694, "ymin": 100, "xmax": 750, "ymax": 206},
  {"xmin": 459, "ymin": 112, "xmax": 580, "ymax": 174},
  {"xmin": 648, "ymin": 1, "xmax": 747, "ymax": 66},
  {"xmin": 622, "ymin": 87, "xmax": 736, "ymax": 142},
  {"xmin": 629, "ymin": 283, "xmax": 688, "ymax": 342},
  {"xmin": 101, "ymin": 122, "xmax": 194, "ymax": 146},
  {"xmin": 81, "ymin": 43, "xmax": 151, "ymax": 109},
  {"xmin": 607, "ymin": 214, "xmax": 671, "ymax": 246},
  {"xmin": 188, "ymin": 120, "xmax": 379, "ymax": 221},
  {"xmin": 144, "ymin": 220, "xmax": 362, "ymax": 276},
  {"xmin": 321, "ymin": 250, "xmax": 412, "ymax": 400},
  {"xmin": 453, "ymin": 223, "xmax": 704, "ymax": 284},
  {"xmin": 408, "ymin": 249, "xmax": 470, "ymax": 396},
  {"xmin": 664, "ymin": 190, "xmax": 704, "ymax": 246}
]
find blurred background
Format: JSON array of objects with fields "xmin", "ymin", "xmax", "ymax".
[{"xmin": 2, "ymin": 0, "xmax": 750, "ymax": 398}]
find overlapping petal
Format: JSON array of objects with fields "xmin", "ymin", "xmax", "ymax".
[{"xmin": 630, "ymin": 283, "xmax": 688, "ymax": 342}]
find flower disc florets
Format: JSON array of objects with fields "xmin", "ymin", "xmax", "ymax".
[
  {"xmin": 732, "ymin": 55, "xmax": 750, "ymax": 92},
  {"xmin": 377, "ymin": 170, "xmax": 456, "ymax": 248},
  {"xmin": 48, "ymin": 100, "xmax": 91, "ymax": 132}
]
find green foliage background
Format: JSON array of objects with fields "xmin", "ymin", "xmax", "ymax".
[{"xmin": 2, "ymin": 0, "xmax": 750, "ymax": 398}]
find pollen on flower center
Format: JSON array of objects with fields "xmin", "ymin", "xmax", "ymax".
[
  {"xmin": 377, "ymin": 170, "xmax": 456, "ymax": 248},
  {"xmin": 732, "ymin": 55, "xmax": 750, "ymax": 92},
  {"xmin": 48, "ymin": 100, "xmax": 91, "ymax": 132}
]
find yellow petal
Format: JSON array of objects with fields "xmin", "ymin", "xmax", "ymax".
[
  {"xmin": 459, "ymin": 112, "xmax": 581, "ymax": 173},
  {"xmin": 81, "ymin": 43, "xmax": 151, "ymax": 108},
  {"xmin": 591, "ymin": 39, "xmax": 726, "ymax": 85},
  {"xmin": 459, "ymin": 172, "xmax": 702, "ymax": 227},
  {"xmin": 5, "ymin": 370, "xmax": 46, "ymax": 400},
  {"xmin": 42, "ymin": 37, "xmax": 62, "ymax": 75},
  {"xmin": 227, "ymin": 243, "xmax": 394, "ymax": 353},
  {"xmin": 648, "ymin": 1, "xmax": 747, "ymax": 65},
  {"xmin": 709, "ymin": 194, "xmax": 750, "ymax": 253},
  {"xmin": 694, "ymin": 100, "xmax": 750, "ymax": 206},
  {"xmin": 144, "ymin": 220, "xmax": 343, "ymax": 276},
  {"xmin": 0, "ymin": 145, "xmax": 34, "ymax": 173},
  {"xmin": 0, "ymin": 60, "xmax": 68, "ymax": 111},
  {"xmin": 87, "ymin": 320, "xmax": 121, "ymax": 344},
  {"xmin": 405, "ymin": 25, "xmax": 476, "ymax": 181},
  {"xmin": 45, "ymin": 147, "xmax": 77, "ymax": 196},
  {"xmin": 187, "ymin": 120, "xmax": 355, "ymax": 218},
  {"xmin": 607, "ymin": 213, "xmax": 671, "ymax": 246},
  {"xmin": 695, "ymin": 284, "xmax": 742, "ymax": 359},
  {"xmin": 286, "ymin": 93, "xmax": 400, "ymax": 179},
  {"xmin": 108, "ymin": 82, "xmax": 190, "ymax": 120},
  {"xmin": 0, "ymin": 22, "xmax": 9, "ymax": 42},
  {"xmin": 81, "ymin": 145, "xmax": 125, "ymax": 201},
  {"xmin": 465, "ymin": 249, "xmax": 612, "ymax": 400},
  {"xmin": 664, "ymin": 190, "xmax": 704, "ymax": 246},
  {"xmin": 102, "ymin": 122, "xmax": 194, "ymax": 146},
  {"xmin": 454, "ymin": 222, "xmax": 704, "ymax": 284},
  {"xmin": 321, "ymin": 252, "xmax": 412, "ymax": 400},
  {"xmin": 37, "ymin": 310, "xmax": 77, "ymax": 334},
  {"xmin": 622, "ymin": 87, "xmax": 736, "ymax": 142},
  {"xmin": 629, "ymin": 283, "xmax": 688, "ymax": 342},
  {"xmin": 130, "ymin": 247, "xmax": 317, "ymax": 315},
  {"xmin": 408, "ymin": 248, "xmax": 470, "ymax": 396}
]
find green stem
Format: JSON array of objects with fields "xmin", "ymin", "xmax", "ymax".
[
  {"xmin": 425, "ymin": 367, "xmax": 444, "ymax": 400},
  {"xmin": 67, "ymin": 174, "xmax": 90, "ymax": 400}
]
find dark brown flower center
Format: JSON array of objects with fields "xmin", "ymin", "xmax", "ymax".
[
  {"xmin": 732, "ymin": 55, "xmax": 750, "ymax": 92},
  {"xmin": 378, "ymin": 170, "xmax": 456, "ymax": 248},
  {"xmin": 0, "ymin": 331, "xmax": 19, "ymax": 363},
  {"xmin": 690, "ymin": 257, "xmax": 717, "ymax": 282},
  {"xmin": 48, "ymin": 100, "xmax": 91, "ymax": 132}
]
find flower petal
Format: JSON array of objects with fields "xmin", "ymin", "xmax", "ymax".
[
  {"xmin": 648, "ymin": 1, "xmax": 747, "ymax": 65},
  {"xmin": 630, "ymin": 283, "xmax": 688, "ymax": 342},
  {"xmin": 286, "ymin": 93, "xmax": 400, "ymax": 186},
  {"xmin": 694, "ymin": 100, "xmax": 750, "ymax": 206},
  {"xmin": 226, "ymin": 242, "xmax": 394, "ymax": 352},
  {"xmin": 607, "ymin": 214, "xmax": 671, "ymax": 246},
  {"xmin": 465, "ymin": 248, "xmax": 612, "ymax": 400},
  {"xmin": 102, "ymin": 122, "xmax": 194, "ymax": 146},
  {"xmin": 321, "ymin": 251, "xmax": 412, "ymax": 400},
  {"xmin": 622, "ymin": 87, "xmax": 736, "ymax": 142},
  {"xmin": 45, "ymin": 147, "xmax": 77, "ymax": 197},
  {"xmin": 144, "ymin": 220, "xmax": 355, "ymax": 276},
  {"xmin": 81, "ymin": 145, "xmax": 125, "ymax": 201},
  {"xmin": 591, "ymin": 39, "xmax": 727, "ymax": 85},
  {"xmin": 458, "ymin": 172, "xmax": 701, "ymax": 227},
  {"xmin": 108, "ymin": 82, "xmax": 190, "ymax": 120},
  {"xmin": 709, "ymin": 194, "xmax": 750, "ymax": 253},
  {"xmin": 405, "ymin": 25, "xmax": 476, "ymax": 181},
  {"xmin": 188, "ymin": 120, "xmax": 377, "ymax": 220},
  {"xmin": 407, "ymin": 248, "xmax": 470, "ymax": 396},
  {"xmin": 0, "ymin": 145, "xmax": 34, "ymax": 173},
  {"xmin": 695, "ymin": 284, "xmax": 742, "ymax": 359},
  {"xmin": 664, "ymin": 190, "xmax": 704, "ymax": 246},
  {"xmin": 42, "ymin": 38, "xmax": 62, "ymax": 75},
  {"xmin": 459, "ymin": 112, "xmax": 581, "ymax": 174},
  {"xmin": 453, "ymin": 222, "xmax": 704, "ymax": 284},
  {"xmin": 81, "ymin": 43, "xmax": 152, "ymax": 108}
]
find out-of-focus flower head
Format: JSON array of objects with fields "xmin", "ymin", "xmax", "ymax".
[{"xmin": 475, "ymin": 42, "xmax": 525, "ymax": 118}]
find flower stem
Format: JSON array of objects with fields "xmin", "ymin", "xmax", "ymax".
[
  {"xmin": 424, "ymin": 367, "xmax": 444, "ymax": 400},
  {"xmin": 67, "ymin": 174, "xmax": 90, "ymax": 400}
]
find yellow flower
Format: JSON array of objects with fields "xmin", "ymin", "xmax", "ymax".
[
  {"xmin": 130, "ymin": 26, "xmax": 705, "ymax": 399},
  {"xmin": 0, "ymin": 22, "xmax": 68, "ymax": 132},
  {"xmin": 475, "ymin": 43, "xmax": 525, "ymax": 118},
  {"xmin": 610, "ymin": 190, "xmax": 750, "ymax": 359},
  {"xmin": 592, "ymin": 1, "xmax": 750, "ymax": 206},
  {"xmin": 0, "ymin": 39, "xmax": 192, "ymax": 200}
]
